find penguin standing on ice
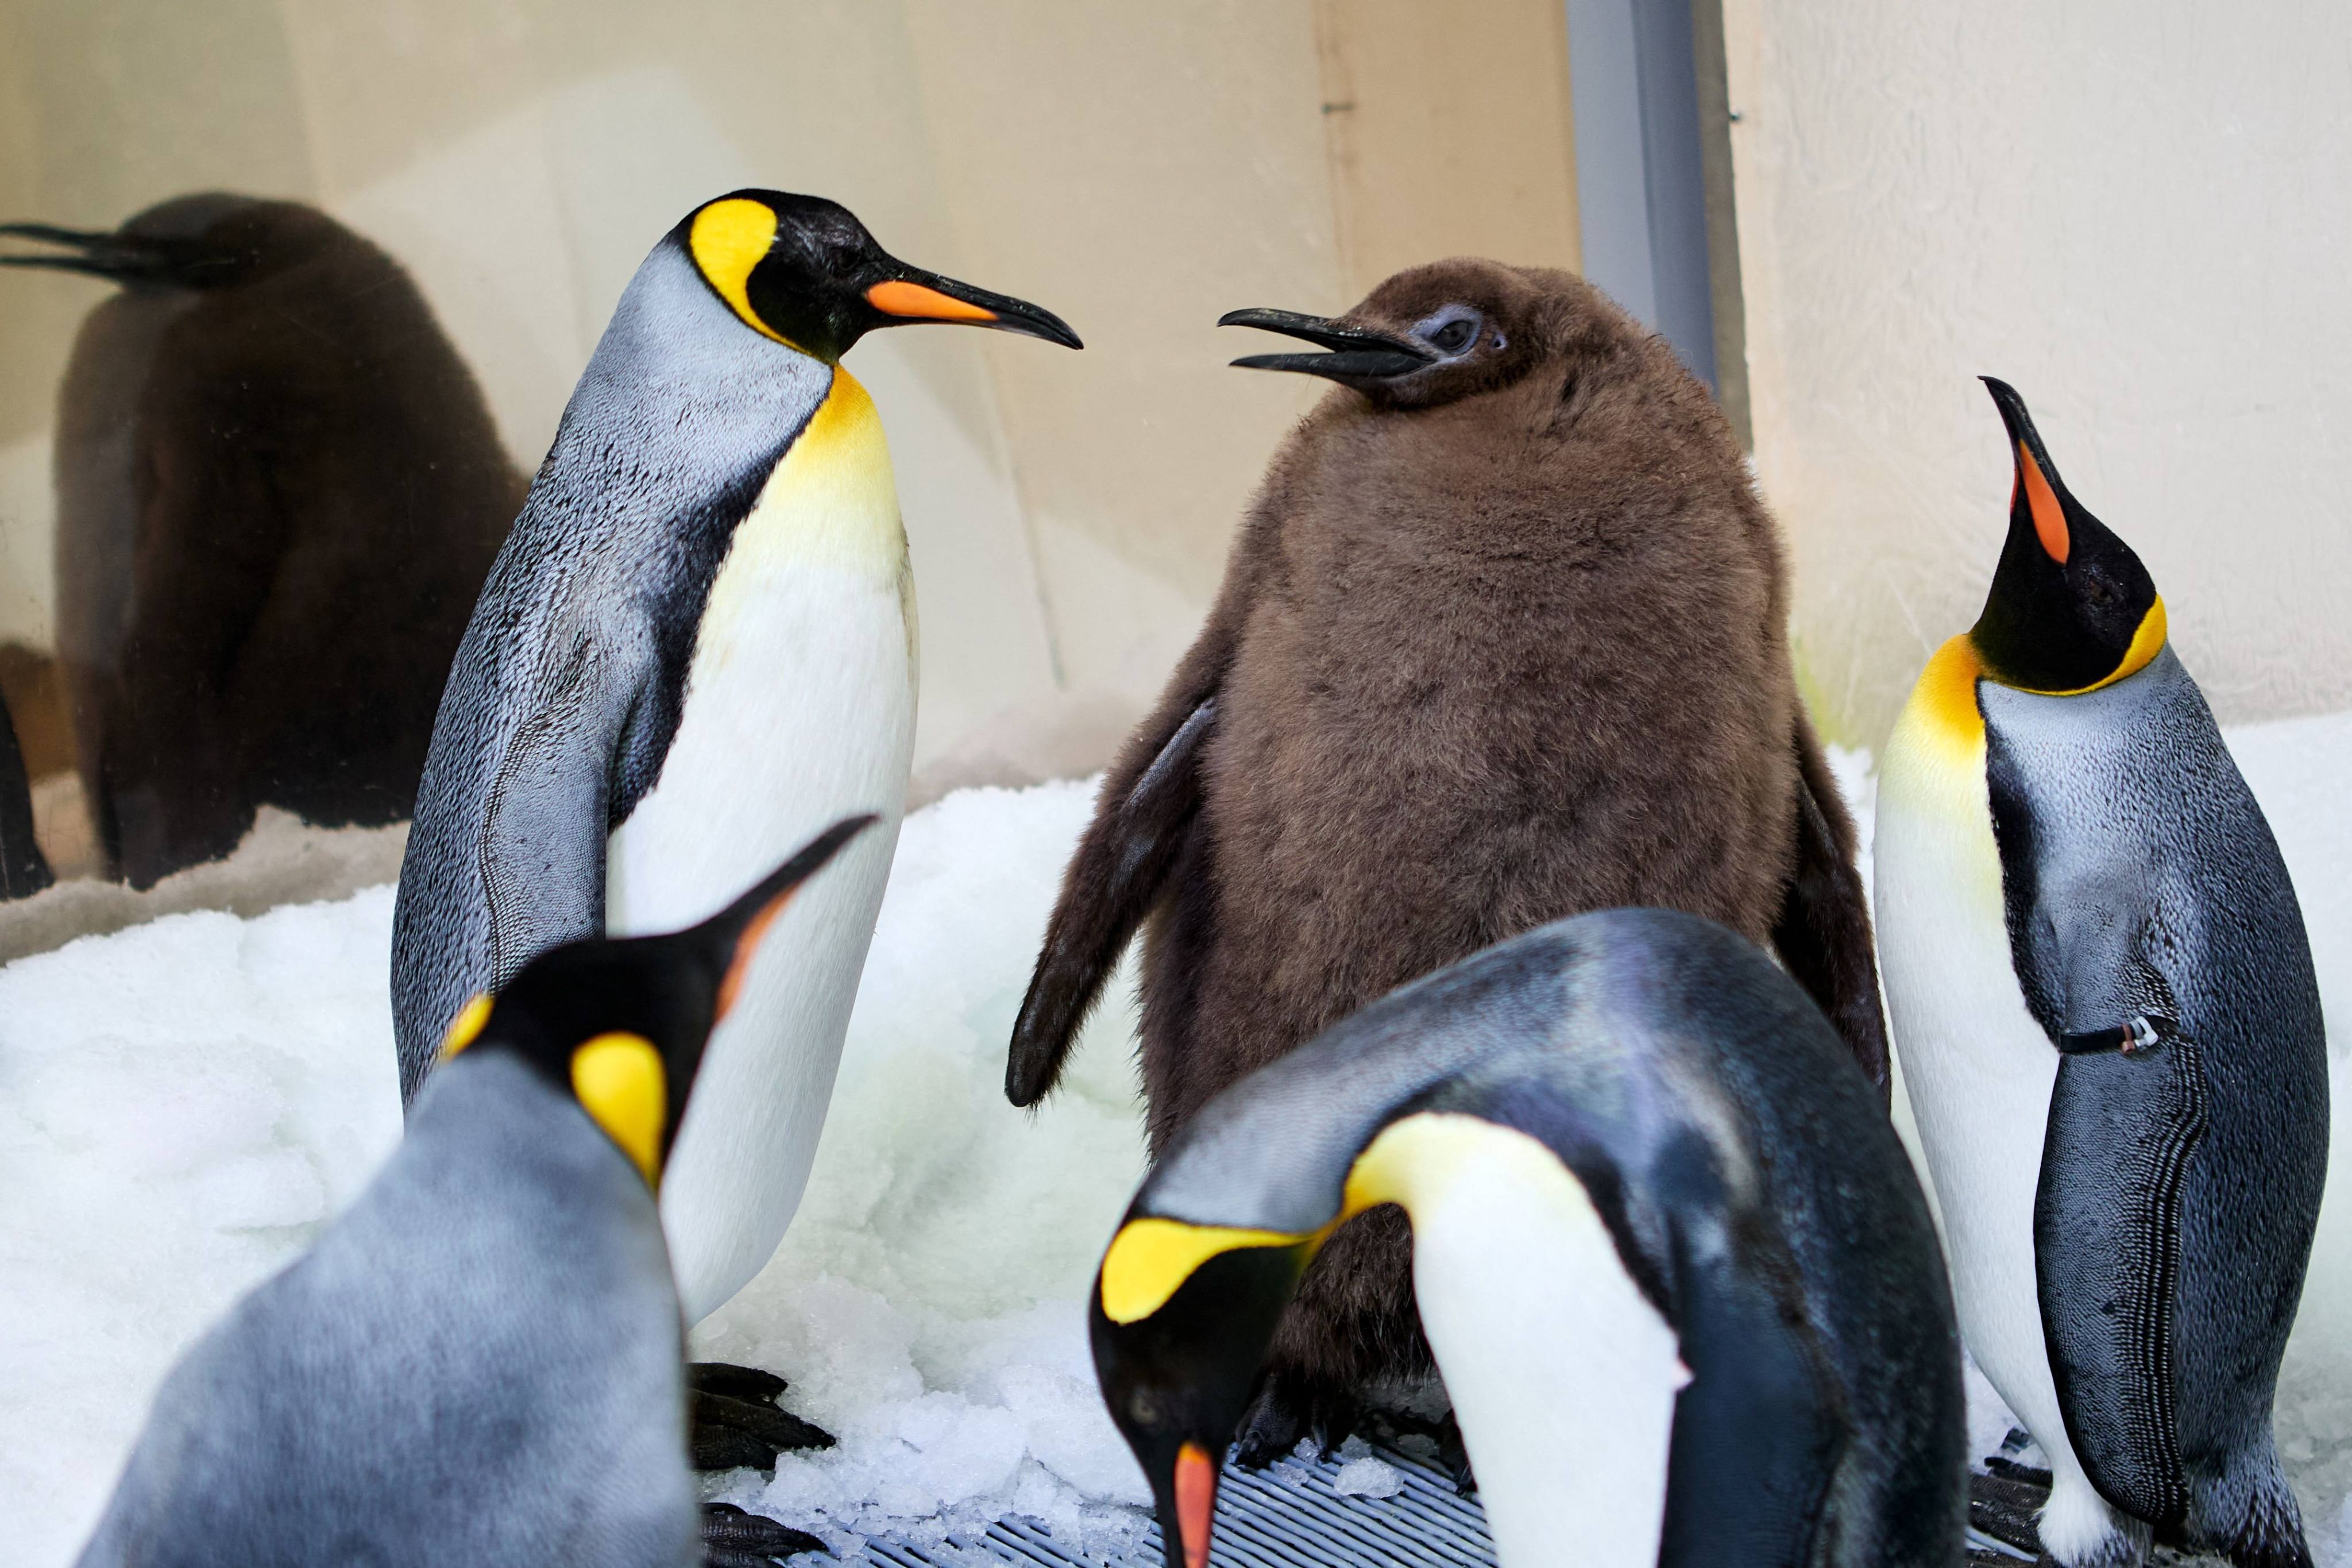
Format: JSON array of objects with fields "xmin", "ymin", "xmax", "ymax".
[
  {"xmin": 1875, "ymin": 379, "xmax": 2327, "ymax": 1568},
  {"xmin": 2, "ymin": 195, "xmax": 522, "ymax": 886},
  {"xmin": 393, "ymin": 191, "xmax": 1079, "ymax": 1446},
  {"xmin": 76, "ymin": 818, "xmax": 873, "ymax": 1568},
  {"xmin": 1009, "ymin": 260, "xmax": 1884, "ymax": 1453},
  {"xmin": 1093, "ymin": 908, "xmax": 1967, "ymax": 1568}
]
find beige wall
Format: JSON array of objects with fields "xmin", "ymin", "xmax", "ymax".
[
  {"xmin": 1721, "ymin": 0, "xmax": 2352, "ymax": 748},
  {"xmin": 0, "ymin": 0, "xmax": 1582, "ymax": 787}
]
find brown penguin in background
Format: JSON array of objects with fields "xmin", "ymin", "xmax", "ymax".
[
  {"xmin": 1, "ymin": 195, "xmax": 523, "ymax": 887},
  {"xmin": 1005, "ymin": 259, "xmax": 1887, "ymax": 1457}
]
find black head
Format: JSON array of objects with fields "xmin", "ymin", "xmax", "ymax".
[
  {"xmin": 437, "ymin": 814, "xmax": 876, "ymax": 1187},
  {"xmin": 677, "ymin": 189, "xmax": 1080, "ymax": 363},
  {"xmin": 0, "ymin": 193, "xmax": 343, "ymax": 292},
  {"xmin": 1092, "ymin": 1227, "xmax": 1314, "ymax": 1568},
  {"xmin": 1219, "ymin": 257, "xmax": 1562, "ymax": 409},
  {"xmin": 1969, "ymin": 378, "xmax": 2166, "ymax": 693}
]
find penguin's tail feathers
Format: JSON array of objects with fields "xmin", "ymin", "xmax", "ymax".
[
  {"xmin": 0, "ymin": 223, "xmax": 225, "ymax": 287},
  {"xmin": 2210, "ymin": 1461, "xmax": 2314, "ymax": 1568}
]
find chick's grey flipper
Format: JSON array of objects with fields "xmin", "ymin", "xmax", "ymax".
[
  {"xmin": 1771, "ymin": 709, "xmax": 1890, "ymax": 1099},
  {"xmin": 1984, "ymin": 651, "xmax": 2325, "ymax": 1566},
  {"xmin": 1006, "ymin": 692, "xmax": 1218, "ymax": 1107}
]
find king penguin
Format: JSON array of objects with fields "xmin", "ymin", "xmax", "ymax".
[
  {"xmin": 1874, "ymin": 379, "xmax": 2327, "ymax": 1568},
  {"xmin": 2, "ymin": 195, "xmax": 523, "ymax": 886},
  {"xmin": 75, "ymin": 817, "xmax": 874, "ymax": 1568},
  {"xmin": 392, "ymin": 191, "xmax": 1079, "ymax": 1407},
  {"xmin": 1008, "ymin": 259, "xmax": 1885, "ymax": 1454},
  {"xmin": 1091, "ymin": 907, "xmax": 1967, "ymax": 1568}
]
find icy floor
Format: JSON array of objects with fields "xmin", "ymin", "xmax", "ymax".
[{"xmin": 1, "ymin": 727, "xmax": 2347, "ymax": 1566}]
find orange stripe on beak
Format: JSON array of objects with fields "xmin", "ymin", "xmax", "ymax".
[
  {"xmin": 1174, "ymin": 1442, "xmax": 1216, "ymax": 1568},
  {"xmin": 716, "ymin": 886, "xmax": 800, "ymax": 1022},
  {"xmin": 867, "ymin": 280, "xmax": 998, "ymax": 323},
  {"xmin": 2017, "ymin": 439, "xmax": 2070, "ymax": 564}
]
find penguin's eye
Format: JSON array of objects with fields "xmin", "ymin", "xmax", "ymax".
[
  {"xmin": 2081, "ymin": 570, "xmax": 2119, "ymax": 609},
  {"xmin": 1129, "ymin": 1388, "xmax": 1163, "ymax": 1426},
  {"xmin": 1427, "ymin": 317, "xmax": 1478, "ymax": 353}
]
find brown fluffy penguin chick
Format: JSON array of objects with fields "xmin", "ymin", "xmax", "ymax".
[
  {"xmin": 1005, "ymin": 258, "xmax": 1886, "ymax": 1457},
  {"xmin": 2, "ymin": 195, "xmax": 523, "ymax": 887}
]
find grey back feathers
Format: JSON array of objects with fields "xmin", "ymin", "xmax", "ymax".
[
  {"xmin": 1144, "ymin": 909, "xmax": 1967, "ymax": 1568},
  {"xmin": 1983, "ymin": 647, "xmax": 2327, "ymax": 1561},
  {"xmin": 13, "ymin": 194, "xmax": 521, "ymax": 887},
  {"xmin": 76, "ymin": 1051, "xmax": 696, "ymax": 1568},
  {"xmin": 392, "ymin": 237, "xmax": 831, "ymax": 1098}
]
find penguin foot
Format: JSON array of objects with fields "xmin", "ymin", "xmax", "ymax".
[
  {"xmin": 702, "ymin": 1501, "xmax": 826, "ymax": 1565},
  {"xmin": 690, "ymin": 1363, "xmax": 834, "ymax": 1472},
  {"xmin": 1969, "ymin": 1469, "xmax": 2052, "ymax": 1559},
  {"xmin": 1232, "ymin": 1377, "xmax": 1362, "ymax": 1469}
]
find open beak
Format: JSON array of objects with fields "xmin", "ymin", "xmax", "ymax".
[
  {"xmin": 0, "ymin": 222, "xmax": 188, "ymax": 284},
  {"xmin": 865, "ymin": 265, "xmax": 1082, "ymax": 349},
  {"xmin": 1218, "ymin": 307, "xmax": 1434, "ymax": 388}
]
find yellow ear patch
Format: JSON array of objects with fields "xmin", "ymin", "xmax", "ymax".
[
  {"xmin": 571, "ymin": 1033, "xmax": 668, "ymax": 1188},
  {"xmin": 439, "ymin": 994, "xmax": 493, "ymax": 1061},
  {"xmin": 2047, "ymin": 594, "xmax": 2169, "ymax": 696},
  {"xmin": 689, "ymin": 198, "xmax": 793, "ymax": 347},
  {"xmin": 1099, "ymin": 1218, "xmax": 1311, "ymax": 1325}
]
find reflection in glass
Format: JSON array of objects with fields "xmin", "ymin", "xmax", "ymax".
[{"xmin": 2, "ymin": 194, "xmax": 521, "ymax": 888}]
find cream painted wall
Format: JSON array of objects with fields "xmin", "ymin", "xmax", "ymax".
[
  {"xmin": 0, "ymin": 1, "xmax": 1585, "ymax": 788},
  {"xmin": 1721, "ymin": 0, "xmax": 2352, "ymax": 747}
]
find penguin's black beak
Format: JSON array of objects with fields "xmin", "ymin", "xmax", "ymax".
[
  {"xmin": 1980, "ymin": 376, "xmax": 2074, "ymax": 565},
  {"xmin": 0, "ymin": 222, "xmax": 189, "ymax": 285},
  {"xmin": 864, "ymin": 264, "xmax": 1083, "ymax": 349},
  {"xmin": 1219, "ymin": 307, "xmax": 1435, "ymax": 388}
]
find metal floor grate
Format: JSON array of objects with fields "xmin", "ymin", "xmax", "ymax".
[{"xmin": 840, "ymin": 1441, "xmax": 1493, "ymax": 1568}]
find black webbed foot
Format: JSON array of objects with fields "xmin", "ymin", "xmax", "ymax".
[
  {"xmin": 1232, "ymin": 1375, "xmax": 1362, "ymax": 1469},
  {"xmin": 1969, "ymin": 1466, "xmax": 2051, "ymax": 1558},
  {"xmin": 690, "ymin": 1362, "xmax": 834, "ymax": 1472},
  {"xmin": 703, "ymin": 1501, "xmax": 827, "ymax": 1566},
  {"xmin": 1360, "ymin": 1405, "xmax": 1474, "ymax": 1494}
]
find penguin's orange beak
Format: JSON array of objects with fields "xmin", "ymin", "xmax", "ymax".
[
  {"xmin": 1173, "ymin": 1441, "xmax": 1218, "ymax": 1568},
  {"xmin": 861, "ymin": 267, "xmax": 1082, "ymax": 348}
]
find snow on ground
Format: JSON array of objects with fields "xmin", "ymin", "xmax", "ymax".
[{"xmin": 2, "ymin": 717, "xmax": 2349, "ymax": 1566}]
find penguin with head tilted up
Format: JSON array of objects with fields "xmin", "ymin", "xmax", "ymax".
[
  {"xmin": 75, "ymin": 817, "xmax": 873, "ymax": 1568},
  {"xmin": 1874, "ymin": 380, "xmax": 2328, "ymax": 1568},
  {"xmin": 391, "ymin": 191, "xmax": 1078, "ymax": 1445},
  {"xmin": 1009, "ymin": 260, "xmax": 1886, "ymax": 1455},
  {"xmin": 2, "ymin": 195, "xmax": 523, "ymax": 886},
  {"xmin": 1094, "ymin": 907, "xmax": 1967, "ymax": 1568}
]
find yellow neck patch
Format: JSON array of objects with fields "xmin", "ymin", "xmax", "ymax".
[
  {"xmin": 571, "ymin": 1033, "xmax": 668, "ymax": 1188},
  {"xmin": 688, "ymin": 198, "xmax": 801, "ymax": 352},
  {"xmin": 438, "ymin": 993, "xmax": 493, "ymax": 1061},
  {"xmin": 1099, "ymin": 1218, "xmax": 1312, "ymax": 1325}
]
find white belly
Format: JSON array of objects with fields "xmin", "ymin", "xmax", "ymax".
[
  {"xmin": 1362, "ymin": 1113, "xmax": 1685, "ymax": 1568},
  {"xmin": 1876, "ymin": 697, "xmax": 2121, "ymax": 1553},
  {"xmin": 606, "ymin": 366, "xmax": 916, "ymax": 1322}
]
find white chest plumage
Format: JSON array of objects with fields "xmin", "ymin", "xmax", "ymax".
[
  {"xmin": 1354, "ymin": 1113, "xmax": 1687, "ymax": 1568},
  {"xmin": 606, "ymin": 366, "xmax": 916, "ymax": 1322},
  {"xmin": 1875, "ymin": 636, "xmax": 2123, "ymax": 1560}
]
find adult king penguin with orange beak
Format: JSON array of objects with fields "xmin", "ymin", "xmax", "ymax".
[
  {"xmin": 392, "ymin": 191, "xmax": 1079, "ymax": 1480},
  {"xmin": 1876, "ymin": 380, "xmax": 2327, "ymax": 1568}
]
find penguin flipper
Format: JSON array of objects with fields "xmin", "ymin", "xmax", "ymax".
[
  {"xmin": 1770, "ymin": 710, "xmax": 1890, "ymax": 1099},
  {"xmin": 2035, "ymin": 1019, "xmax": 2208, "ymax": 1534},
  {"xmin": 478, "ymin": 641, "xmax": 636, "ymax": 987},
  {"xmin": 0, "ymin": 690, "xmax": 50, "ymax": 899},
  {"xmin": 1006, "ymin": 694, "xmax": 1218, "ymax": 1106}
]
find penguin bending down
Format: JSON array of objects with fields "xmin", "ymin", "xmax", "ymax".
[
  {"xmin": 1009, "ymin": 260, "xmax": 1885, "ymax": 1453},
  {"xmin": 392, "ymin": 190, "xmax": 1077, "ymax": 1447},
  {"xmin": 1875, "ymin": 380, "xmax": 2327, "ymax": 1568},
  {"xmin": 75, "ymin": 817, "xmax": 874, "ymax": 1568},
  {"xmin": 1, "ymin": 195, "xmax": 522, "ymax": 886},
  {"xmin": 1093, "ymin": 907, "xmax": 1966, "ymax": 1568}
]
